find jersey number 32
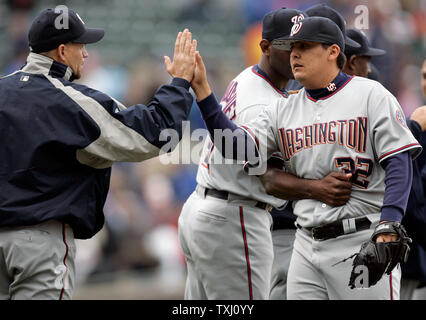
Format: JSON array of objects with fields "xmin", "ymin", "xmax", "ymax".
[{"xmin": 334, "ymin": 156, "xmax": 374, "ymax": 189}]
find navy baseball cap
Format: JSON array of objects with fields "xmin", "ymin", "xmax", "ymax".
[
  {"xmin": 29, "ymin": 8, "xmax": 104, "ymax": 53},
  {"xmin": 304, "ymin": 4, "xmax": 360, "ymax": 49},
  {"xmin": 344, "ymin": 29, "xmax": 386, "ymax": 57},
  {"xmin": 262, "ymin": 7, "xmax": 306, "ymax": 42},
  {"xmin": 279, "ymin": 16, "xmax": 345, "ymax": 52}
]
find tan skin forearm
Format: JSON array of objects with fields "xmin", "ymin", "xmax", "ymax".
[
  {"xmin": 260, "ymin": 162, "xmax": 352, "ymax": 207},
  {"xmin": 193, "ymin": 84, "xmax": 212, "ymax": 102},
  {"xmin": 260, "ymin": 168, "xmax": 316, "ymax": 200}
]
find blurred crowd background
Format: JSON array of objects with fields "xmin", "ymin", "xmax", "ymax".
[{"xmin": 1, "ymin": 0, "xmax": 425, "ymax": 299}]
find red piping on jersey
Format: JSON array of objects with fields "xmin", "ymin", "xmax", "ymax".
[
  {"xmin": 378, "ymin": 143, "xmax": 420, "ymax": 161},
  {"xmin": 306, "ymin": 76, "xmax": 354, "ymax": 102},
  {"xmin": 201, "ymin": 162, "xmax": 209, "ymax": 174},
  {"xmin": 59, "ymin": 223, "xmax": 69, "ymax": 300},
  {"xmin": 239, "ymin": 206, "xmax": 253, "ymax": 300},
  {"xmin": 390, "ymin": 274, "xmax": 393, "ymax": 300},
  {"xmin": 240, "ymin": 125, "xmax": 259, "ymax": 149},
  {"xmin": 251, "ymin": 67, "xmax": 288, "ymax": 98}
]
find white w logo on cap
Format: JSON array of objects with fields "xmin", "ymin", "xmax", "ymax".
[
  {"xmin": 290, "ymin": 22, "xmax": 303, "ymax": 36},
  {"xmin": 291, "ymin": 14, "xmax": 304, "ymax": 24}
]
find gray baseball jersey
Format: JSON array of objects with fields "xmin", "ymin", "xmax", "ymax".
[
  {"xmin": 244, "ymin": 75, "xmax": 422, "ymax": 227},
  {"xmin": 196, "ymin": 65, "xmax": 287, "ymax": 208}
]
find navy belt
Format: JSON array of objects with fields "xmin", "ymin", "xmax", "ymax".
[
  {"xmin": 204, "ymin": 188, "xmax": 270, "ymax": 211},
  {"xmin": 297, "ymin": 217, "xmax": 371, "ymax": 241}
]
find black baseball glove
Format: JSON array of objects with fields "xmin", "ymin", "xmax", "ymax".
[{"xmin": 348, "ymin": 221, "xmax": 412, "ymax": 289}]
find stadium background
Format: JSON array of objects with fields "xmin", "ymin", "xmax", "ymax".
[{"xmin": 1, "ymin": 0, "xmax": 425, "ymax": 299}]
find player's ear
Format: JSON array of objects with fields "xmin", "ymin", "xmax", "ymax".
[
  {"xmin": 342, "ymin": 55, "xmax": 355, "ymax": 74},
  {"xmin": 348, "ymin": 55, "xmax": 357, "ymax": 70},
  {"xmin": 56, "ymin": 44, "xmax": 68, "ymax": 64},
  {"xmin": 259, "ymin": 39, "xmax": 271, "ymax": 54},
  {"xmin": 327, "ymin": 44, "xmax": 340, "ymax": 62}
]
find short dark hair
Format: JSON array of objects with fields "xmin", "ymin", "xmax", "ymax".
[{"xmin": 322, "ymin": 44, "xmax": 346, "ymax": 69}]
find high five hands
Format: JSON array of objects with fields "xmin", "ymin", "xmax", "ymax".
[{"xmin": 165, "ymin": 29, "xmax": 211, "ymax": 101}]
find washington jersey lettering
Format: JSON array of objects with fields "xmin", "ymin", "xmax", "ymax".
[{"xmin": 278, "ymin": 116, "xmax": 368, "ymax": 160}]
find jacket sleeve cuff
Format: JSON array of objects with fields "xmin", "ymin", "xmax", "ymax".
[
  {"xmin": 380, "ymin": 207, "xmax": 403, "ymax": 223},
  {"xmin": 197, "ymin": 93, "xmax": 220, "ymax": 119},
  {"xmin": 171, "ymin": 77, "xmax": 190, "ymax": 90}
]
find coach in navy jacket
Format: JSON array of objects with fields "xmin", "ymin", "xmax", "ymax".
[{"xmin": 0, "ymin": 8, "xmax": 195, "ymax": 299}]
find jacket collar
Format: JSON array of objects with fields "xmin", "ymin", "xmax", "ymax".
[{"xmin": 21, "ymin": 52, "xmax": 75, "ymax": 81}]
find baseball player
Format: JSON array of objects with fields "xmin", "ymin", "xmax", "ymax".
[
  {"xmin": 0, "ymin": 8, "xmax": 196, "ymax": 299},
  {"xmin": 268, "ymin": 4, "xmax": 364, "ymax": 300},
  {"xmin": 177, "ymin": 8, "xmax": 352, "ymax": 300},
  {"xmin": 189, "ymin": 16, "xmax": 422, "ymax": 299}
]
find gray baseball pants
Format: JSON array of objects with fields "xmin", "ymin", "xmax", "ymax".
[
  {"xmin": 0, "ymin": 220, "xmax": 75, "ymax": 300},
  {"xmin": 178, "ymin": 186, "xmax": 274, "ymax": 299},
  {"xmin": 269, "ymin": 228, "xmax": 296, "ymax": 300}
]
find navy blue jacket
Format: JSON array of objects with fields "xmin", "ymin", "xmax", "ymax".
[
  {"xmin": 401, "ymin": 119, "xmax": 426, "ymax": 282},
  {"xmin": 0, "ymin": 53, "xmax": 193, "ymax": 239}
]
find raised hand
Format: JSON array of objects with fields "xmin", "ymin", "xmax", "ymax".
[
  {"xmin": 191, "ymin": 51, "xmax": 212, "ymax": 101},
  {"xmin": 164, "ymin": 29, "xmax": 197, "ymax": 82}
]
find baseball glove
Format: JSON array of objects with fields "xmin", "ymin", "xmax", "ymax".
[{"xmin": 348, "ymin": 221, "xmax": 412, "ymax": 289}]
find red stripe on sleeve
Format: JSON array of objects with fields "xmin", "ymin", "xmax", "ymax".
[{"xmin": 378, "ymin": 143, "xmax": 420, "ymax": 161}]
